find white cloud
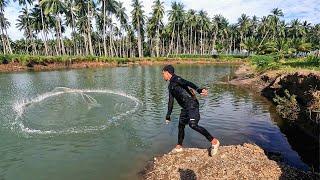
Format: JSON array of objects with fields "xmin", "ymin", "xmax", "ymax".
[{"xmin": 4, "ymin": 0, "xmax": 320, "ymax": 41}]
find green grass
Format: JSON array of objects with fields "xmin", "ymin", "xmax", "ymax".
[
  {"xmin": 0, "ymin": 54, "xmax": 135, "ymax": 65},
  {"xmin": 167, "ymin": 54, "xmax": 249, "ymax": 60},
  {"xmin": 1, "ymin": 54, "xmax": 318, "ymax": 72},
  {"xmin": 0, "ymin": 54, "xmax": 248, "ymax": 65},
  {"xmin": 249, "ymin": 55, "xmax": 320, "ymax": 71}
]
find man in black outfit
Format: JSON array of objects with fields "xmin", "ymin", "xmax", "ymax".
[{"xmin": 162, "ymin": 65, "xmax": 220, "ymax": 155}]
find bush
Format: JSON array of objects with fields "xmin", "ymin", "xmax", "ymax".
[
  {"xmin": 0, "ymin": 55, "xmax": 9, "ymax": 64},
  {"xmin": 250, "ymin": 55, "xmax": 278, "ymax": 69},
  {"xmin": 273, "ymin": 90, "xmax": 300, "ymax": 121},
  {"xmin": 306, "ymin": 56, "xmax": 320, "ymax": 66},
  {"xmin": 167, "ymin": 54, "xmax": 213, "ymax": 58}
]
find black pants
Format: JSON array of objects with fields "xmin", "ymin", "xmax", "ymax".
[{"xmin": 178, "ymin": 103, "xmax": 214, "ymax": 145}]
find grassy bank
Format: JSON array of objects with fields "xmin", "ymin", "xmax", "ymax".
[
  {"xmin": 231, "ymin": 55, "xmax": 319, "ymax": 140},
  {"xmin": 249, "ymin": 55, "xmax": 320, "ymax": 71},
  {"xmin": 0, "ymin": 54, "xmax": 247, "ymax": 66}
]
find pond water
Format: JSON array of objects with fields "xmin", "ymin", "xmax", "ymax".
[{"xmin": 0, "ymin": 64, "xmax": 311, "ymax": 179}]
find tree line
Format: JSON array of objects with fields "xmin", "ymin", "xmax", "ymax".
[{"xmin": 0, "ymin": 0, "xmax": 319, "ymax": 58}]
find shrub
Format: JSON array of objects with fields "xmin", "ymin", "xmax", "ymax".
[
  {"xmin": 306, "ymin": 56, "xmax": 320, "ymax": 66},
  {"xmin": 273, "ymin": 90, "xmax": 300, "ymax": 121},
  {"xmin": 250, "ymin": 55, "xmax": 277, "ymax": 69}
]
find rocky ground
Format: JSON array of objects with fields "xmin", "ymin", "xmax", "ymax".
[{"xmin": 142, "ymin": 143, "xmax": 318, "ymax": 180}]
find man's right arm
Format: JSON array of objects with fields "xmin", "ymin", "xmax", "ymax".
[{"xmin": 166, "ymin": 91, "xmax": 174, "ymax": 121}]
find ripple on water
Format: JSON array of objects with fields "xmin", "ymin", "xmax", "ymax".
[{"xmin": 11, "ymin": 87, "xmax": 141, "ymax": 135}]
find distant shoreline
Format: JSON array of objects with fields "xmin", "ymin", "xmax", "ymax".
[{"xmin": 0, "ymin": 58, "xmax": 244, "ymax": 73}]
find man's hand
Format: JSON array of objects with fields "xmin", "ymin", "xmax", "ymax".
[
  {"xmin": 165, "ymin": 115, "xmax": 171, "ymax": 124},
  {"xmin": 200, "ymin": 89, "xmax": 208, "ymax": 96}
]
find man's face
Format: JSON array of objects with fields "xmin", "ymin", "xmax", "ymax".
[{"xmin": 162, "ymin": 71, "xmax": 171, "ymax": 81}]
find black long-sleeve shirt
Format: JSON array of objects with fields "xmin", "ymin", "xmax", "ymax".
[{"xmin": 166, "ymin": 74, "xmax": 203, "ymax": 120}]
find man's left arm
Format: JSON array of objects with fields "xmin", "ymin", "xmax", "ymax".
[{"xmin": 179, "ymin": 77, "xmax": 208, "ymax": 95}]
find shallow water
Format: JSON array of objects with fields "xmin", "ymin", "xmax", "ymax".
[{"xmin": 0, "ymin": 64, "xmax": 311, "ymax": 179}]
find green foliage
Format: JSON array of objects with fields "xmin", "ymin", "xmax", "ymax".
[
  {"xmin": 297, "ymin": 43, "xmax": 312, "ymax": 52},
  {"xmin": 273, "ymin": 89, "xmax": 300, "ymax": 121},
  {"xmin": 250, "ymin": 55, "xmax": 278, "ymax": 70},
  {"xmin": 283, "ymin": 56, "xmax": 320, "ymax": 69},
  {"xmin": 0, "ymin": 54, "xmax": 12, "ymax": 64},
  {"xmin": 306, "ymin": 56, "xmax": 320, "ymax": 66},
  {"xmin": 168, "ymin": 54, "xmax": 213, "ymax": 58},
  {"xmin": 167, "ymin": 54, "xmax": 248, "ymax": 60}
]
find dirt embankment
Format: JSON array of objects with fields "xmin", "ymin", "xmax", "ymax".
[
  {"xmin": 142, "ymin": 143, "xmax": 317, "ymax": 180},
  {"xmin": 229, "ymin": 65, "xmax": 320, "ymax": 137},
  {"xmin": 0, "ymin": 59, "xmax": 243, "ymax": 73}
]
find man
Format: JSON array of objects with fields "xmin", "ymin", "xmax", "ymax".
[{"xmin": 162, "ymin": 65, "xmax": 220, "ymax": 155}]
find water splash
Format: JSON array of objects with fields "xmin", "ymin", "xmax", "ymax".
[{"xmin": 12, "ymin": 87, "xmax": 140, "ymax": 135}]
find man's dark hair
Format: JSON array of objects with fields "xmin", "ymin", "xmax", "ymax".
[{"xmin": 162, "ymin": 65, "xmax": 175, "ymax": 74}]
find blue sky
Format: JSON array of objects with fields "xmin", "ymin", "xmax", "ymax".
[{"xmin": 5, "ymin": 0, "xmax": 320, "ymax": 40}]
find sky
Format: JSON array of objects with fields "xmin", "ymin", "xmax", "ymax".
[{"xmin": 5, "ymin": 0, "xmax": 320, "ymax": 41}]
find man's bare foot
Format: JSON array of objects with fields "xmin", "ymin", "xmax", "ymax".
[
  {"xmin": 211, "ymin": 138, "xmax": 220, "ymax": 155},
  {"xmin": 173, "ymin": 144, "xmax": 183, "ymax": 152}
]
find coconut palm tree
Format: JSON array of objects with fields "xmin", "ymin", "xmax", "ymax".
[
  {"xmin": 97, "ymin": 0, "xmax": 118, "ymax": 56},
  {"xmin": 14, "ymin": 0, "xmax": 36, "ymax": 54},
  {"xmin": 17, "ymin": 7, "xmax": 33, "ymax": 54},
  {"xmin": 197, "ymin": 10, "xmax": 210, "ymax": 54},
  {"xmin": 116, "ymin": 1, "xmax": 128, "ymax": 57},
  {"xmin": 167, "ymin": 2, "xmax": 184, "ymax": 56},
  {"xmin": 149, "ymin": 0, "xmax": 164, "ymax": 57},
  {"xmin": 0, "ymin": 0, "xmax": 12, "ymax": 54},
  {"xmin": 131, "ymin": 0, "xmax": 145, "ymax": 57},
  {"xmin": 186, "ymin": 9, "xmax": 196, "ymax": 54},
  {"xmin": 288, "ymin": 19, "xmax": 304, "ymax": 41},
  {"xmin": 237, "ymin": 14, "xmax": 251, "ymax": 51},
  {"xmin": 41, "ymin": 0, "xmax": 66, "ymax": 55},
  {"xmin": 270, "ymin": 8, "xmax": 284, "ymax": 40},
  {"xmin": 64, "ymin": 0, "xmax": 79, "ymax": 55}
]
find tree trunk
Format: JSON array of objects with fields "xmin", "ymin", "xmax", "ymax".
[
  {"xmin": 189, "ymin": 26, "xmax": 192, "ymax": 54},
  {"xmin": 137, "ymin": 18, "xmax": 143, "ymax": 58},
  {"xmin": 194, "ymin": 29, "xmax": 197, "ymax": 54},
  {"xmin": 70, "ymin": 3, "xmax": 78, "ymax": 56},
  {"xmin": 156, "ymin": 25, "xmax": 160, "ymax": 57},
  {"xmin": 176, "ymin": 25, "xmax": 180, "ymax": 55},
  {"xmin": 200, "ymin": 26, "xmax": 203, "ymax": 55},
  {"xmin": 57, "ymin": 16, "xmax": 65, "ymax": 55},
  {"xmin": 167, "ymin": 23, "xmax": 175, "ymax": 57},
  {"xmin": 87, "ymin": 1, "xmax": 94, "ymax": 55},
  {"xmin": 240, "ymin": 33, "xmax": 243, "ymax": 51},
  {"xmin": 103, "ymin": 0, "xmax": 107, "ymax": 56},
  {"xmin": 83, "ymin": 33, "xmax": 88, "ymax": 55},
  {"xmin": 0, "ymin": 27, "xmax": 7, "ymax": 54},
  {"xmin": 40, "ymin": 4, "xmax": 49, "ymax": 55}
]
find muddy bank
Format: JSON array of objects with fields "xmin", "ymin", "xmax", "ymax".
[
  {"xmin": 142, "ymin": 143, "xmax": 318, "ymax": 180},
  {"xmin": 229, "ymin": 65, "xmax": 320, "ymax": 136},
  {"xmin": 0, "ymin": 59, "xmax": 243, "ymax": 73}
]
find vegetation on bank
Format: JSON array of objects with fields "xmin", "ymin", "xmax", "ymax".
[
  {"xmin": 249, "ymin": 55, "xmax": 320, "ymax": 71},
  {"xmin": 0, "ymin": 54, "xmax": 248, "ymax": 66},
  {"xmin": 0, "ymin": 0, "xmax": 318, "ymax": 59}
]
